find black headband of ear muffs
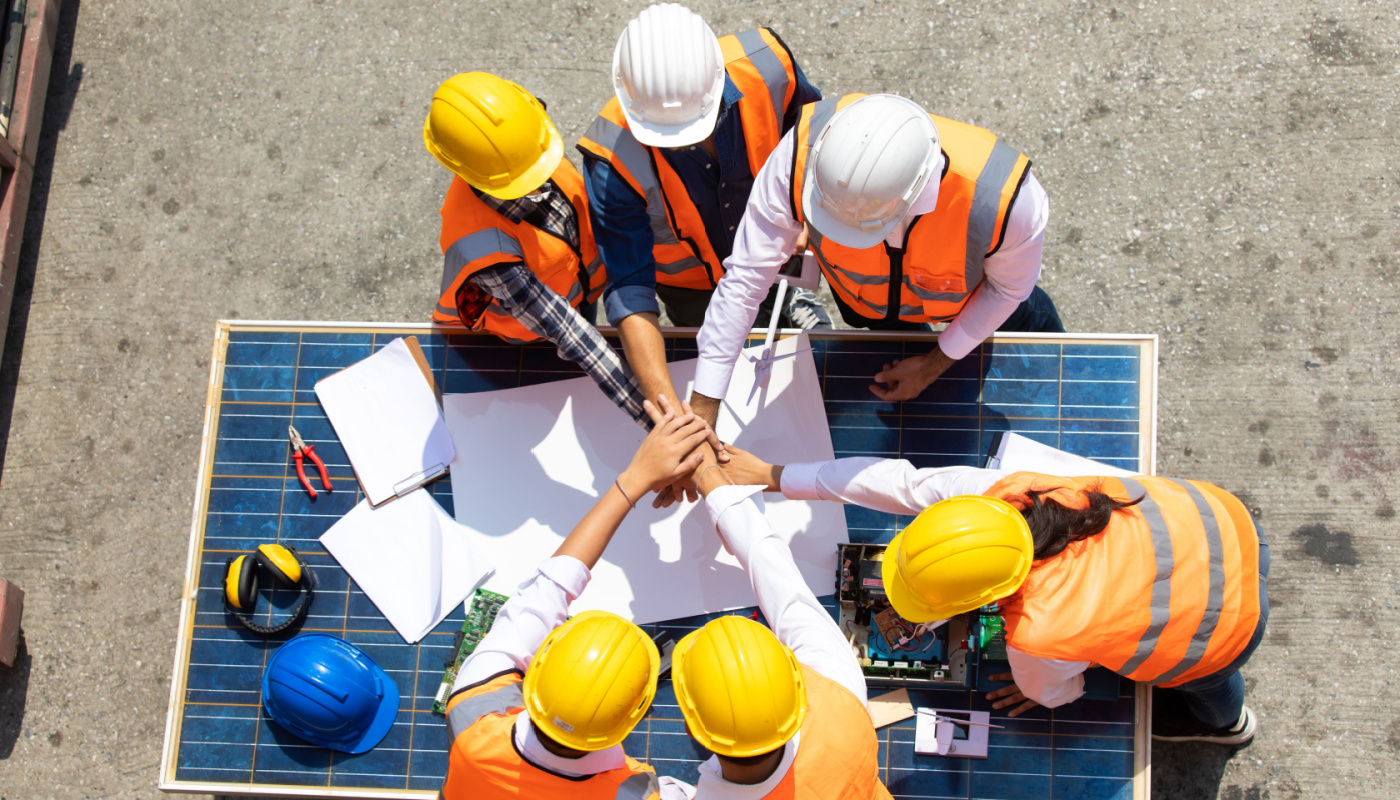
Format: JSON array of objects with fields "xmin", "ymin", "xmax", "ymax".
[{"xmin": 222, "ymin": 544, "xmax": 315, "ymax": 635}]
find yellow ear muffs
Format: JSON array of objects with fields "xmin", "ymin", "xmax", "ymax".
[
  {"xmin": 225, "ymin": 555, "xmax": 259, "ymax": 610},
  {"xmin": 256, "ymin": 544, "xmax": 303, "ymax": 585},
  {"xmin": 222, "ymin": 544, "xmax": 315, "ymax": 636}
]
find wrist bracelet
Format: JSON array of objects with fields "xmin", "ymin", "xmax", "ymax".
[
  {"xmin": 696, "ymin": 463, "xmax": 730, "ymax": 487},
  {"xmin": 614, "ymin": 478, "xmax": 636, "ymax": 509}
]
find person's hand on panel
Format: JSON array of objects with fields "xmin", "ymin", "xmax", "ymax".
[
  {"xmin": 868, "ymin": 347, "xmax": 956, "ymax": 402},
  {"xmin": 985, "ymin": 672, "xmax": 1042, "ymax": 718}
]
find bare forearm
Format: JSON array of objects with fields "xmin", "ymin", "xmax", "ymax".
[
  {"xmin": 688, "ymin": 392, "xmax": 722, "ymax": 430},
  {"xmin": 618, "ymin": 312, "xmax": 680, "ymax": 409},
  {"xmin": 923, "ymin": 346, "xmax": 956, "ymax": 380},
  {"xmin": 552, "ymin": 472, "xmax": 645, "ymax": 569}
]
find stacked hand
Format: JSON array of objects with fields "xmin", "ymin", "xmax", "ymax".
[
  {"xmin": 715, "ymin": 444, "xmax": 782, "ymax": 492},
  {"xmin": 617, "ymin": 395, "xmax": 724, "ymax": 504}
]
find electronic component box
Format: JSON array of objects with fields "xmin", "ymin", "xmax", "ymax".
[{"xmin": 836, "ymin": 543, "xmax": 1004, "ymax": 689}]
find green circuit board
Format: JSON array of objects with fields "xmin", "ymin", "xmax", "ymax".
[
  {"xmin": 431, "ymin": 588, "xmax": 510, "ymax": 714},
  {"xmin": 979, "ymin": 614, "xmax": 1009, "ymax": 661}
]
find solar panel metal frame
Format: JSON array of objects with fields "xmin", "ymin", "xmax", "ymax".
[{"xmin": 160, "ymin": 321, "xmax": 1157, "ymax": 799}]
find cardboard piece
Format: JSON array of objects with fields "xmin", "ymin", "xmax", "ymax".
[
  {"xmin": 315, "ymin": 336, "xmax": 455, "ymax": 507},
  {"xmin": 442, "ymin": 334, "xmax": 848, "ymax": 625},
  {"xmin": 868, "ymin": 688, "xmax": 917, "ymax": 729},
  {"xmin": 0, "ymin": 578, "xmax": 22, "ymax": 667}
]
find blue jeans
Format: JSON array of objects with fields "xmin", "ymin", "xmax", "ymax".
[
  {"xmin": 1159, "ymin": 521, "xmax": 1271, "ymax": 729},
  {"xmin": 831, "ymin": 284, "xmax": 1065, "ymax": 334}
]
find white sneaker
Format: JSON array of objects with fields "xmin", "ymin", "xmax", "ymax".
[
  {"xmin": 784, "ymin": 288, "xmax": 832, "ymax": 330},
  {"xmin": 1152, "ymin": 705, "xmax": 1257, "ymax": 745}
]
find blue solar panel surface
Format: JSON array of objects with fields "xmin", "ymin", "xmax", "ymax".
[{"xmin": 167, "ymin": 325, "xmax": 1148, "ymax": 798}]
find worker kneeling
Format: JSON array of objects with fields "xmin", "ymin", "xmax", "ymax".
[
  {"xmin": 440, "ymin": 396, "xmax": 720, "ymax": 799},
  {"xmin": 674, "ymin": 462, "xmax": 894, "ymax": 798}
]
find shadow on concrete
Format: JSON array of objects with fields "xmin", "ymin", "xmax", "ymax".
[
  {"xmin": 1153, "ymin": 739, "xmax": 1242, "ymax": 799},
  {"xmin": 0, "ymin": 636, "xmax": 29, "ymax": 759},
  {"xmin": 0, "ymin": 0, "xmax": 82, "ymax": 478}
]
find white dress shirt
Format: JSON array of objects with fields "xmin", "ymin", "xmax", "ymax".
[
  {"xmin": 455, "ymin": 555, "xmax": 694, "ymax": 798},
  {"xmin": 689, "ymin": 485, "xmax": 871, "ymax": 799},
  {"xmin": 693, "ymin": 129, "xmax": 1049, "ymax": 400},
  {"xmin": 780, "ymin": 458, "xmax": 1088, "ymax": 708}
]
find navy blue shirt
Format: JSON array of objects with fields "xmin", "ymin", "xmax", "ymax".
[{"xmin": 580, "ymin": 64, "xmax": 821, "ymax": 322}]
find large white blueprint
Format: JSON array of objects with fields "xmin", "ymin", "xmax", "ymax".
[{"xmin": 442, "ymin": 334, "xmax": 848, "ymax": 624}]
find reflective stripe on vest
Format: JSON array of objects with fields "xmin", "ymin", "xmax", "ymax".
[
  {"xmin": 446, "ymin": 680, "xmax": 524, "ymax": 739},
  {"xmin": 733, "ymin": 29, "xmax": 786, "ymax": 121},
  {"xmin": 578, "ymin": 28, "xmax": 798, "ymax": 289},
  {"xmin": 579, "ymin": 116, "xmax": 691, "ymax": 254},
  {"xmin": 1152, "ymin": 479, "xmax": 1226, "ymax": 685},
  {"xmin": 961, "ymin": 138, "xmax": 1023, "ymax": 291},
  {"xmin": 792, "ymin": 94, "xmax": 1029, "ymax": 323},
  {"xmin": 1113, "ymin": 478, "xmax": 1228, "ymax": 682},
  {"xmin": 1114, "ymin": 478, "xmax": 1176, "ymax": 677}
]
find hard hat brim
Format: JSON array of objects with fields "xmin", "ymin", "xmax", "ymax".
[
  {"xmin": 619, "ymin": 97, "xmax": 723, "ymax": 148},
  {"xmin": 338, "ymin": 665, "xmax": 401, "ymax": 754},
  {"xmin": 472, "ymin": 123, "xmax": 565, "ymax": 200},
  {"xmin": 802, "ymin": 175, "xmax": 901, "ymax": 250},
  {"xmin": 881, "ymin": 531, "xmax": 950, "ymax": 624}
]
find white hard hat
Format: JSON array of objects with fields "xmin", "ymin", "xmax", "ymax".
[
  {"xmin": 802, "ymin": 95, "xmax": 941, "ymax": 249},
  {"xmin": 612, "ymin": 4, "xmax": 726, "ymax": 147}
]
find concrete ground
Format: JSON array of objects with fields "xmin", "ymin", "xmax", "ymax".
[{"xmin": 0, "ymin": 0, "xmax": 1395, "ymax": 797}]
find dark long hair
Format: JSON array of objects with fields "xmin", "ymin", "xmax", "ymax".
[{"xmin": 1019, "ymin": 488, "xmax": 1143, "ymax": 560}]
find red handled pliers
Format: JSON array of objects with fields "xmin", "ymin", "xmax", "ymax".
[{"xmin": 289, "ymin": 425, "xmax": 333, "ymax": 498}]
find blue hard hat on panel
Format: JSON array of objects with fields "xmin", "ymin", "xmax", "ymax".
[{"xmin": 261, "ymin": 633, "xmax": 400, "ymax": 754}]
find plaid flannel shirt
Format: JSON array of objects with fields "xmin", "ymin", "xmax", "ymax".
[{"xmin": 464, "ymin": 264, "xmax": 649, "ymax": 427}]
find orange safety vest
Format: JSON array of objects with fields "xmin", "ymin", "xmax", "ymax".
[
  {"xmin": 755, "ymin": 665, "xmax": 893, "ymax": 800},
  {"xmin": 790, "ymin": 94, "xmax": 1032, "ymax": 323},
  {"xmin": 987, "ymin": 473, "xmax": 1262, "ymax": 688},
  {"xmin": 441, "ymin": 671, "xmax": 661, "ymax": 800},
  {"xmin": 434, "ymin": 161, "xmax": 605, "ymax": 344},
  {"xmin": 576, "ymin": 28, "xmax": 802, "ymax": 291}
]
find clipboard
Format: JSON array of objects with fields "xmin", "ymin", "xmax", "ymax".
[{"xmin": 314, "ymin": 336, "xmax": 455, "ymax": 508}]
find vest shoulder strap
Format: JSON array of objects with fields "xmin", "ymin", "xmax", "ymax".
[
  {"xmin": 722, "ymin": 28, "xmax": 796, "ymax": 128},
  {"xmin": 929, "ymin": 115, "xmax": 1031, "ymax": 264},
  {"xmin": 446, "ymin": 675, "xmax": 525, "ymax": 739}
]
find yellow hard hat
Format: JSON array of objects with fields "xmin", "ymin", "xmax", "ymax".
[
  {"xmin": 522, "ymin": 610, "xmax": 659, "ymax": 751},
  {"xmin": 671, "ymin": 615, "xmax": 807, "ymax": 758},
  {"xmin": 423, "ymin": 72, "xmax": 563, "ymax": 199},
  {"xmin": 882, "ymin": 495, "xmax": 1034, "ymax": 622}
]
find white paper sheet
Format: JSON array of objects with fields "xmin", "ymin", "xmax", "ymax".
[
  {"xmin": 987, "ymin": 431, "xmax": 1140, "ymax": 478},
  {"xmin": 442, "ymin": 333, "xmax": 848, "ymax": 625},
  {"xmin": 320, "ymin": 489, "xmax": 494, "ymax": 643},
  {"xmin": 314, "ymin": 337, "xmax": 456, "ymax": 506}
]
